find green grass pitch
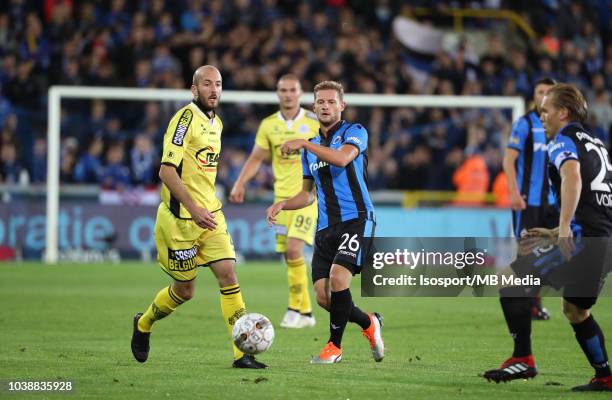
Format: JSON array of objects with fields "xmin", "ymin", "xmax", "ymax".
[{"xmin": 1, "ymin": 262, "xmax": 610, "ymax": 399}]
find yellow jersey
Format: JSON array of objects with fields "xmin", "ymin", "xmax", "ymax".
[
  {"xmin": 255, "ymin": 108, "xmax": 319, "ymax": 198},
  {"xmin": 160, "ymin": 101, "xmax": 223, "ymax": 218}
]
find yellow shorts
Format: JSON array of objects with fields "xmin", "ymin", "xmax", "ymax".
[
  {"xmin": 154, "ymin": 204, "xmax": 236, "ymax": 282},
  {"xmin": 274, "ymin": 200, "xmax": 317, "ymax": 253}
]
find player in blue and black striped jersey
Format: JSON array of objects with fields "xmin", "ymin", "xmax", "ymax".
[
  {"xmin": 267, "ymin": 81, "xmax": 383, "ymax": 365},
  {"xmin": 505, "ymin": 78, "xmax": 558, "ymax": 238},
  {"xmin": 504, "ymin": 78, "xmax": 558, "ymax": 320},
  {"xmin": 484, "ymin": 84, "xmax": 612, "ymax": 391}
]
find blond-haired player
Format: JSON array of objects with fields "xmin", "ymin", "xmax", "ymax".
[
  {"xmin": 230, "ymin": 74, "xmax": 318, "ymax": 328},
  {"xmin": 131, "ymin": 65, "xmax": 266, "ymax": 369}
]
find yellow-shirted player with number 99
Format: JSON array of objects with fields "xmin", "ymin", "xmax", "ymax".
[
  {"xmin": 230, "ymin": 74, "xmax": 319, "ymax": 328},
  {"xmin": 131, "ymin": 65, "xmax": 266, "ymax": 369}
]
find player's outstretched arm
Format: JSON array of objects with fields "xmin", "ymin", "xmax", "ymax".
[
  {"xmin": 159, "ymin": 164, "xmax": 217, "ymax": 230},
  {"xmin": 229, "ymin": 145, "xmax": 270, "ymax": 203},
  {"xmin": 281, "ymin": 139, "xmax": 358, "ymax": 168},
  {"xmin": 266, "ymin": 180, "xmax": 315, "ymax": 225}
]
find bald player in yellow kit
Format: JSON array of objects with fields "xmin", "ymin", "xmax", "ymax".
[
  {"xmin": 230, "ymin": 74, "xmax": 319, "ymax": 328},
  {"xmin": 131, "ymin": 65, "xmax": 266, "ymax": 369}
]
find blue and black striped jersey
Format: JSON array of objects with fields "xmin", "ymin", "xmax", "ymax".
[
  {"xmin": 302, "ymin": 120, "xmax": 375, "ymax": 231},
  {"xmin": 508, "ymin": 110, "xmax": 556, "ymax": 207}
]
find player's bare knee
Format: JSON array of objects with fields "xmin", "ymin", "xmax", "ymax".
[
  {"xmin": 329, "ymin": 274, "xmax": 349, "ymax": 292},
  {"xmin": 285, "ymin": 239, "xmax": 304, "ymax": 261},
  {"xmin": 210, "ymin": 260, "xmax": 239, "ymax": 287},
  {"xmin": 562, "ymin": 301, "xmax": 590, "ymax": 324},
  {"xmin": 316, "ymin": 294, "xmax": 330, "ymax": 311},
  {"xmin": 285, "ymin": 247, "xmax": 302, "ymax": 261},
  {"xmin": 217, "ymin": 270, "xmax": 238, "ymax": 287},
  {"xmin": 173, "ymin": 282, "xmax": 195, "ymax": 301}
]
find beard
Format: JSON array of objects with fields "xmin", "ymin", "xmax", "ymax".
[{"xmin": 195, "ymin": 90, "xmax": 215, "ymax": 112}]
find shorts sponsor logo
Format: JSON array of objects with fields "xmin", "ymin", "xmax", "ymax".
[
  {"xmin": 168, "ymin": 246, "xmax": 198, "ymax": 271},
  {"xmin": 338, "ymin": 249, "xmax": 357, "ymax": 259},
  {"xmin": 172, "ymin": 109, "xmax": 193, "ymax": 146}
]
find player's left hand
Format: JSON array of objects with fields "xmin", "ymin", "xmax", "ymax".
[
  {"xmin": 266, "ymin": 201, "xmax": 286, "ymax": 226},
  {"xmin": 280, "ymin": 139, "xmax": 305, "ymax": 155},
  {"xmin": 557, "ymin": 225, "xmax": 575, "ymax": 261},
  {"xmin": 517, "ymin": 235, "xmax": 555, "ymax": 256},
  {"xmin": 526, "ymin": 227, "xmax": 558, "ymax": 238}
]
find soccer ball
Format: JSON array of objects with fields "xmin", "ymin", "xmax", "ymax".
[{"xmin": 232, "ymin": 313, "xmax": 275, "ymax": 355}]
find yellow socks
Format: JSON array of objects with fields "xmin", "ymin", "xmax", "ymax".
[
  {"xmin": 287, "ymin": 257, "xmax": 312, "ymax": 314},
  {"xmin": 220, "ymin": 284, "xmax": 247, "ymax": 360},
  {"xmin": 138, "ymin": 286, "xmax": 186, "ymax": 333}
]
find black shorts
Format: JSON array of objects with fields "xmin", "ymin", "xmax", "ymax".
[
  {"xmin": 512, "ymin": 205, "xmax": 558, "ymax": 238},
  {"xmin": 311, "ymin": 218, "xmax": 375, "ymax": 283},
  {"xmin": 510, "ymin": 237, "xmax": 610, "ymax": 309}
]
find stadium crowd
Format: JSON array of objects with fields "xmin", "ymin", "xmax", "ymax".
[{"xmin": 0, "ymin": 0, "xmax": 611, "ymax": 197}]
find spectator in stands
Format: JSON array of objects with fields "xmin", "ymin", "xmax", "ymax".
[
  {"xmin": 73, "ymin": 136, "xmax": 104, "ymax": 184},
  {"xmin": 104, "ymin": 117, "xmax": 128, "ymax": 144},
  {"xmin": 101, "ymin": 142, "xmax": 130, "ymax": 189},
  {"xmin": 89, "ymin": 100, "xmax": 108, "ymax": 137},
  {"xmin": 31, "ymin": 137, "xmax": 47, "ymax": 183},
  {"xmin": 0, "ymin": 141, "xmax": 23, "ymax": 183},
  {"xmin": 590, "ymin": 89, "xmax": 612, "ymax": 140},
  {"xmin": 19, "ymin": 12, "xmax": 50, "ymax": 71},
  {"xmin": 0, "ymin": 84, "xmax": 12, "ymax": 128},
  {"xmin": 131, "ymin": 134, "xmax": 156, "ymax": 186},
  {"xmin": 453, "ymin": 152, "xmax": 490, "ymax": 206},
  {"xmin": 5, "ymin": 60, "xmax": 43, "ymax": 109},
  {"xmin": 1, "ymin": 113, "xmax": 18, "ymax": 146},
  {"xmin": 60, "ymin": 147, "xmax": 76, "ymax": 184},
  {"xmin": 0, "ymin": 0, "xmax": 610, "ymax": 193}
]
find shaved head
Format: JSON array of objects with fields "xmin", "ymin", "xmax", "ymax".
[
  {"xmin": 191, "ymin": 65, "xmax": 222, "ymax": 111},
  {"xmin": 193, "ymin": 65, "xmax": 221, "ymax": 85}
]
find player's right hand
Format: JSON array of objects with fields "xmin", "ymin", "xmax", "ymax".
[
  {"xmin": 191, "ymin": 206, "xmax": 217, "ymax": 230},
  {"xmin": 510, "ymin": 191, "xmax": 526, "ymax": 210},
  {"xmin": 229, "ymin": 183, "xmax": 245, "ymax": 203},
  {"xmin": 266, "ymin": 201, "xmax": 285, "ymax": 226}
]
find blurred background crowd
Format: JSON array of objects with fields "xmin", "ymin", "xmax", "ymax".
[{"xmin": 0, "ymin": 0, "xmax": 611, "ymax": 198}]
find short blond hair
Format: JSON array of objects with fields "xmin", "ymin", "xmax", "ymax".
[
  {"xmin": 548, "ymin": 83, "xmax": 588, "ymax": 124},
  {"xmin": 314, "ymin": 80, "xmax": 344, "ymax": 101}
]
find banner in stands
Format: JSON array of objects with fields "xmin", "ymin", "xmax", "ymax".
[
  {"xmin": 0, "ymin": 201, "xmax": 275, "ymax": 260},
  {"xmin": 0, "ymin": 200, "xmax": 512, "ymax": 260}
]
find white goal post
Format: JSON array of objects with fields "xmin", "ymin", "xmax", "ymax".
[{"xmin": 45, "ymin": 85, "xmax": 524, "ymax": 263}]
